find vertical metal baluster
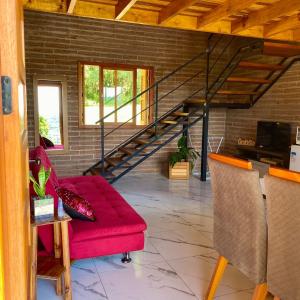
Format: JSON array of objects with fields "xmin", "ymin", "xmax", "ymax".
[
  {"xmin": 101, "ymin": 120, "xmax": 105, "ymax": 175},
  {"xmin": 200, "ymin": 39, "xmax": 211, "ymax": 181},
  {"xmin": 154, "ymin": 84, "xmax": 159, "ymax": 136}
]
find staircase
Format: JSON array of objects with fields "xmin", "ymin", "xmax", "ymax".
[{"xmin": 83, "ymin": 35, "xmax": 300, "ymax": 183}]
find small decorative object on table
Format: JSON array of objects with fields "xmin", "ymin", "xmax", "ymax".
[
  {"xmin": 169, "ymin": 136, "xmax": 199, "ymax": 179},
  {"xmin": 30, "ymin": 164, "xmax": 54, "ymax": 220},
  {"xmin": 237, "ymin": 137, "xmax": 256, "ymax": 146}
]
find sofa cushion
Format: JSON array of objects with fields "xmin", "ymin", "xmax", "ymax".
[
  {"xmin": 56, "ymin": 187, "xmax": 96, "ymax": 222},
  {"xmin": 58, "ymin": 176, "xmax": 147, "ymax": 243}
]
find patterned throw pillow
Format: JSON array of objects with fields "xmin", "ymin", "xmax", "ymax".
[{"xmin": 56, "ymin": 187, "xmax": 96, "ymax": 221}]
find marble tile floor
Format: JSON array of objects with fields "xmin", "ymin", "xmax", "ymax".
[{"xmin": 37, "ymin": 173, "xmax": 270, "ymax": 300}]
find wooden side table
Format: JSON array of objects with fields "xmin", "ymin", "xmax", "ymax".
[{"xmin": 30, "ymin": 212, "xmax": 72, "ymax": 300}]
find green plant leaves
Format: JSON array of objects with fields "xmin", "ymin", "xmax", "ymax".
[
  {"xmin": 29, "ymin": 165, "xmax": 51, "ymax": 198},
  {"xmin": 169, "ymin": 136, "xmax": 200, "ymax": 169}
]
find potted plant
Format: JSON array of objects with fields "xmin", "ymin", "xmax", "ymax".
[
  {"xmin": 169, "ymin": 136, "xmax": 199, "ymax": 179},
  {"xmin": 30, "ymin": 165, "xmax": 54, "ymax": 219}
]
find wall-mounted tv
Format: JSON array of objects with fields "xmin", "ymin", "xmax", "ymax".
[{"xmin": 256, "ymin": 121, "xmax": 291, "ymax": 152}]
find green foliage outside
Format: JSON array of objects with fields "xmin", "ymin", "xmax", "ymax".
[
  {"xmin": 169, "ymin": 136, "xmax": 200, "ymax": 170},
  {"xmin": 29, "ymin": 165, "xmax": 51, "ymax": 199},
  {"xmin": 84, "ymin": 66, "xmax": 134, "ymax": 108},
  {"xmin": 39, "ymin": 116, "xmax": 49, "ymax": 137}
]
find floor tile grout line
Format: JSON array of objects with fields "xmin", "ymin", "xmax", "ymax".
[
  {"xmin": 146, "ymin": 235, "xmax": 200, "ymax": 300},
  {"xmin": 91, "ymin": 257, "xmax": 109, "ymax": 299}
]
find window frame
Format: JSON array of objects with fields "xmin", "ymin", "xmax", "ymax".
[
  {"xmin": 33, "ymin": 75, "xmax": 69, "ymax": 154},
  {"xmin": 78, "ymin": 62, "xmax": 154, "ymax": 129}
]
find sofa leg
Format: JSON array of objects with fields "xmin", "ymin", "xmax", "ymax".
[{"xmin": 121, "ymin": 252, "xmax": 132, "ymax": 264}]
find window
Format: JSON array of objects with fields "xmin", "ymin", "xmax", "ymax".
[
  {"xmin": 79, "ymin": 63, "xmax": 154, "ymax": 127},
  {"xmin": 33, "ymin": 76, "xmax": 68, "ymax": 153}
]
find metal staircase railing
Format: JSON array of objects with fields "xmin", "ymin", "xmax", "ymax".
[{"xmin": 84, "ymin": 34, "xmax": 300, "ymax": 182}]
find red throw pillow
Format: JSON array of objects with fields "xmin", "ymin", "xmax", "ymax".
[{"xmin": 56, "ymin": 187, "xmax": 96, "ymax": 222}]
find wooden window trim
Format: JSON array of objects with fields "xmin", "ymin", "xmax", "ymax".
[
  {"xmin": 33, "ymin": 75, "xmax": 69, "ymax": 154},
  {"xmin": 78, "ymin": 62, "xmax": 154, "ymax": 129}
]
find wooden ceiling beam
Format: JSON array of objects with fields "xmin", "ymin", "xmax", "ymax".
[
  {"xmin": 158, "ymin": 0, "xmax": 199, "ymax": 24},
  {"xmin": 22, "ymin": 0, "xmax": 300, "ymax": 42},
  {"xmin": 115, "ymin": 0, "xmax": 139, "ymax": 20},
  {"xmin": 232, "ymin": 0, "xmax": 300, "ymax": 34},
  {"xmin": 66, "ymin": 0, "xmax": 77, "ymax": 14},
  {"xmin": 264, "ymin": 13, "xmax": 300, "ymax": 37},
  {"xmin": 198, "ymin": 0, "xmax": 258, "ymax": 29}
]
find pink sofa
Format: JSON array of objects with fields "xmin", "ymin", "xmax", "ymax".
[{"xmin": 30, "ymin": 146, "xmax": 147, "ymax": 262}]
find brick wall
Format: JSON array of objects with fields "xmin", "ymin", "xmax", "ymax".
[
  {"xmin": 225, "ymin": 62, "xmax": 300, "ymax": 153},
  {"xmin": 24, "ymin": 10, "xmax": 227, "ymax": 177}
]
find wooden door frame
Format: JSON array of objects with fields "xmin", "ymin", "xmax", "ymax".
[{"xmin": 0, "ymin": 0, "xmax": 30, "ymax": 299}]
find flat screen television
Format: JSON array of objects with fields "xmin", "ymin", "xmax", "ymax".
[{"xmin": 256, "ymin": 121, "xmax": 291, "ymax": 152}]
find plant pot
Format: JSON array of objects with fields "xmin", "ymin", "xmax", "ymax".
[
  {"xmin": 32, "ymin": 195, "xmax": 54, "ymax": 219},
  {"xmin": 169, "ymin": 161, "xmax": 190, "ymax": 180}
]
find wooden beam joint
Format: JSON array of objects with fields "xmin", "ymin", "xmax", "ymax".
[
  {"xmin": 159, "ymin": 0, "xmax": 199, "ymax": 24},
  {"xmin": 66, "ymin": 0, "xmax": 77, "ymax": 14},
  {"xmin": 115, "ymin": 0, "xmax": 138, "ymax": 20}
]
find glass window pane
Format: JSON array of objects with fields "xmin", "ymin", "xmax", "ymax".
[
  {"xmin": 84, "ymin": 65, "xmax": 100, "ymax": 125},
  {"xmin": 38, "ymin": 84, "xmax": 62, "ymax": 146},
  {"xmin": 136, "ymin": 69, "xmax": 150, "ymax": 125},
  {"xmin": 116, "ymin": 70, "xmax": 133, "ymax": 123},
  {"xmin": 103, "ymin": 69, "xmax": 115, "ymax": 123}
]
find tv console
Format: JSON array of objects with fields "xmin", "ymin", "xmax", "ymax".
[{"xmin": 236, "ymin": 145, "xmax": 290, "ymax": 168}]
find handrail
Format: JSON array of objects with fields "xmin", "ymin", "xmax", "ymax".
[
  {"xmin": 104, "ymin": 68, "xmax": 206, "ymax": 137},
  {"xmin": 96, "ymin": 34, "xmax": 232, "ymax": 133},
  {"xmin": 96, "ymin": 33, "xmax": 233, "ymax": 126},
  {"xmin": 95, "ymin": 50, "xmax": 207, "ymax": 124},
  {"xmin": 207, "ymin": 39, "xmax": 264, "ymax": 99}
]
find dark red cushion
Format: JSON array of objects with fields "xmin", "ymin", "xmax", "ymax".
[
  {"xmin": 39, "ymin": 135, "xmax": 47, "ymax": 149},
  {"xmin": 56, "ymin": 187, "xmax": 96, "ymax": 222}
]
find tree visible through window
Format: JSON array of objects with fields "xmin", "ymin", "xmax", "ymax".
[
  {"xmin": 34, "ymin": 76, "xmax": 68, "ymax": 152},
  {"xmin": 80, "ymin": 63, "xmax": 153, "ymax": 126}
]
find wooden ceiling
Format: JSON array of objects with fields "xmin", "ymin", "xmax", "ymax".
[{"xmin": 24, "ymin": 0, "xmax": 300, "ymax": 42}]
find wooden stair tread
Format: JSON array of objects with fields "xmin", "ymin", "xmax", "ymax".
[
  {"xmin": 226, "ymin": 76, "xmax": 271, "ymax": 84},
  {"xmin": 146, "ymin": 128, "xmax": 164, "ymax": 135},
  {"xmin": 184, "ymin": 99, "xmax": 205, "ymax": 105},
  {"xmin": 119, "ymin": 147, "xmax": 147, "ymax": 156},
  {"xmin": 105, "ymin": 157, "xmax": 131, "ymax": 167},
  {"xmin": 160, "ymin": 120, "xmax": 178, "ymax": 124},
  {"xmin": 171, "ymin": 112, "xmax": 189, "ymax": 117},
  {"xmin": 90, "ymin": 168, "xmax": 116, "ymax": 178},
  {"xmin": 238, "ymin": 61, "xmax": 284, "ymax": 71},
  {"xmin": 263, "ymin": 42, "xmax": 300, "ymax": 57},
  {"xmin": 134, "ymin": 138, "xmax": 161, "ymax": 145},
  {"xmin": 217, "ymin": 90, "xmax": 257, "ymax": 95},
  {"xmin": 37, "ymin": 256, "xmax": 65, "ymax": 280}
]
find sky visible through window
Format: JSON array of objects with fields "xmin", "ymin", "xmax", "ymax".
[{"xmin": 38, "ymin": 85, "xmax": 62, "ymax": 145}]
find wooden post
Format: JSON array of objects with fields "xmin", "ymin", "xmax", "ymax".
[
  {"xmin": 61, "ymin": 221, "xmax": 72, "ymax": 300},
  {"xmin": 54, "ymin": 222, "xmax": 63, "ymax": 296},
  {"xmin": 29, "ymin": 226, "xmax": 38, "ymax": 300}
]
